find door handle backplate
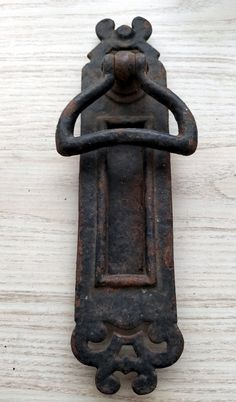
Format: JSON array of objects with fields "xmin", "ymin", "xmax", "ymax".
[{"xmin": 56, "ymin": 17, "xmax": 197, "ymax": 395}]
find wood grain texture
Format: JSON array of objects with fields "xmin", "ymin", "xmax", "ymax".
[{"xmin": 0, "ymin": 0, "xmax": 235, "ymax": 400}]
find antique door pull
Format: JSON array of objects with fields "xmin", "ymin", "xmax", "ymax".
[
  {"xmin": 56, "ymin": 51, "xmax": 196, "ymax": 157},
  {"xmin": 56, "ymin": 17, "xmax": 197, "ymax": 395}
]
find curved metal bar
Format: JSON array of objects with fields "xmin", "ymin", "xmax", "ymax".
[
  {"xmin": 56, "ymin": 70, "xmax": 197, "ymax": 157},
  {"xmin": 56, "ymin": 73, "xmax": 115, "ymax": 156},
  {"xmin": 138, "ymin": 70, "xmax": 198, "ymax": 155}
]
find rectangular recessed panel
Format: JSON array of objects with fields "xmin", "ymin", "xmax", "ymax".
[
  {"xmin": 107, "ymin": 145, "xmax": 145, "ymax": 275},
  {"xmin": 95, "ymin": 121, "xmax": 156, "ymax": 287}
]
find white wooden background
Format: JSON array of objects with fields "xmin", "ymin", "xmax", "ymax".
[{"xmin": 0, "ymin": 1, "xmax": 235, "ymax": 401}]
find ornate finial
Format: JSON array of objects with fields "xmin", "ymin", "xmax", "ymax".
[
  {"xmin": 88, "ymin": 17, "xmax": 159, "ymax": 61},
  {"xmin": 95, "ymin": 16, "xmax": 152, "ymax": 42}
]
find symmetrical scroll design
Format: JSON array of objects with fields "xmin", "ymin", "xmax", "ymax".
[
  {"xmin": 56, "ymin": 15, "xmax": 197, "ymax": 395},
  {"xmin": 71, "ymin": 321, "xmax": 184, "ymax": 395}
]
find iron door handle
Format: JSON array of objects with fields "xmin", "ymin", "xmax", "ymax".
[
  {"xmin": 56, "ymin": 52, "xmax": 197, "ymax": 157},
  {"xmin": 56, "ymin": 17, "xmax": 198, "ymax": 395}
]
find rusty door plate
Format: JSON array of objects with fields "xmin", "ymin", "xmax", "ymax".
[{"xmin": 56, "ymin": 17, "xmax": 197, "ymax": 395}]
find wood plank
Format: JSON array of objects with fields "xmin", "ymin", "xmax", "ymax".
[{"xmin": 0, "ymin": 0, "xmax": 235, "ymax": 400}]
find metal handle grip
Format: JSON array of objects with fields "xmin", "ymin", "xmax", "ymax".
[{"xmin": 56, "ymin": 69, "xmax": 197, "ymax": 157}]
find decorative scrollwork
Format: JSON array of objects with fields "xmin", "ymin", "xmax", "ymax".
[{"xmin": 71, "ymin": 320, "xmax": 184, "ymax": 395}]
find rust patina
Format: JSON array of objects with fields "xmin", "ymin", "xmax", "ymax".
[{"xmin": 56, "ymin": 17, "xmax": 197, "ymax": 395}]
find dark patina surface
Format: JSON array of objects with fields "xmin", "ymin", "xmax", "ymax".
[{"xmin": 56, "ymin": 17, "xmax": 197, "ymax": 395}]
